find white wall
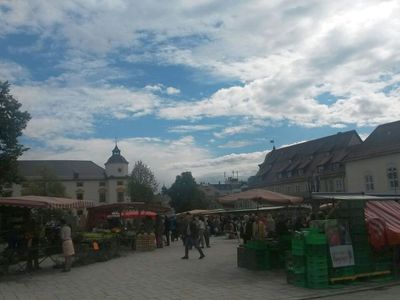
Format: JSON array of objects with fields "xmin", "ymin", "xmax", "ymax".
[
  {"xmin": 346, "ymin": 153, "xmax": 400, "ymax": 194},
  {"xmin": 105, "ymin": 163, "xmax": 128, "ymax": 177}
]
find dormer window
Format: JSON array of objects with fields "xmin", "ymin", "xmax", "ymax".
[{"xmin": 298, "ymin": 169, "xmax": 304, "ymax": 176}]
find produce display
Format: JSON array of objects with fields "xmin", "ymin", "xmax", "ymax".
[
  {"xmin": 136, "ymin": 233, "xmax": 156, "ymax": 251},
  {"xmin": 74, "ymin": 231, "xmax": 120, "ymax": 265}
]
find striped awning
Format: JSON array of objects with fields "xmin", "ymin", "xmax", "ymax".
[
  {"xmin": 365, "ymin": 200, "xmax": 400, "ymax": 248},
  {"xmin": 219, "ymin": 189, "xmax": 303, "ymax": 206},
  {"xmin": 0, "ymin": 195, "xmax": 95, "ymax": 209}
]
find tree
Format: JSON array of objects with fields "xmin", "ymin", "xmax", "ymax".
[
  {"xmin": 167, "ymin": 171, "xmax": 207, "ymax": 213},
  {"xmin": 128, "ymin": 160, "xmax": 158, "ymax": 203},
  {"xmin": 0, "ymin": 81, "xmax": 31, "ymax": 195},
  {"xmin": 21, "ymin": 167, "xmax": 66, "ymax": 197}
]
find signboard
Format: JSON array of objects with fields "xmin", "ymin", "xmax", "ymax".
[{"xmin": 325, "ymin": 219, "xmax": 354, "ymax": 268}]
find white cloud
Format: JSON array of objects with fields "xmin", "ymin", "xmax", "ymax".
[
  {"xmin": 144, "ymin": 84, "xmax": 181, "ymax": 95},
  {"xmin": 218, "ymin": 140, "xmax": 253, "ymax": 149},
  {"xmin": 168, "ymin": 124, "xmax": 219, "ymax": 133},
  {"xmin": 166, "ymin": 86, "xmax": 180, "ymax": 95},
  {"xmin": 21, "ymin": 136, "xmax": 267, "ymax": 186},
  {"xmin": 0, "ymin": 60, "xmax": 30, "ymax": 83},
  {"xmin": 13, "ymin": 83, "xmax": 160, "ymax": 139}
]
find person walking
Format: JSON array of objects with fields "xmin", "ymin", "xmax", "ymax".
[
  {"xmin": 204, "ymin": 216, "xmax": 211, "ymax": 248},
  {"xmin": 164, "ymin": 216, "xmax": 171, "ymax": 246},
  {"xmin": 197, "ymin": 216, "xmax": 206, "ymax": 248},
  {"xmin": 181, "ymin": 213, "xmax": 205, "ymax": 259},
  {"xmin": 60, "ymin": 219, "xmax": 75, "ymax": 272}
]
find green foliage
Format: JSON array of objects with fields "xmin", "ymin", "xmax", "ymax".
[
  {"xmin": 21, "ymin": 167, "xmax": 66, "ymax": 197},
  {"xmin": 128, "ymin": 160, "xmax": 158, "ymax": 202},
  {"xmin": 0, "ymin": 81, "xmax": 31, "ymax": 195},
  {"xmin": 167, "ymin": 171, "xmax": 208, "ymax": 213}
]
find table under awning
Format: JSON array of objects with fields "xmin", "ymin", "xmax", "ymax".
[{"xmin": 0, "ymin": 195, "xmax": 95, "ymax": 209}]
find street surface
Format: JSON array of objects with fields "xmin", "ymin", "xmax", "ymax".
[{"xmin": 0, "ymin": 237, "xmax": 399, "ymax": 300}]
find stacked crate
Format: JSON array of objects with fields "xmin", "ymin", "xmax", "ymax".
[
  {"xmin": 244, "ymin": 240, "xmax": 270, "ymax": 270},
  {"xmin": 286, "ymin": 231, "xmax": 307, "ymax": 287},
  {"xmin": 305, "ymin": 232, "xmax": 329, "ymax": 289},
  {"xmin": 345, "ymin": 200, "xmax": 373, "ymax": 274},
  {"xmin": 136, "ymin": 233, "xmax": 156, "ymax": 251}
]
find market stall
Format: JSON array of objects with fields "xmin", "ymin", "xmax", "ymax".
[
  {"xmin": 0, "ymin": 196, "xmax": 95, "ymax": 275},
  {"xmin": 284, "ymin": 193, "xmax": 400, "ymax": 289},
  {"xmin": 86, "ymin": 203, "xmax": 171, "ymax": 252},
  {"xmin": 232, "ymin": 192, "xmax": 400, "ymax": 289},
  {"xmin": 218, "ymin": 189, "xmax": 305, "ymax": 273}
]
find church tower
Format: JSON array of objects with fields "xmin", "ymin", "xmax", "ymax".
[{"xmin": 105, "ymin": 144, "xmax": 129, "ymax": 177}]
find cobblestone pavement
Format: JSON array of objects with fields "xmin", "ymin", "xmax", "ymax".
[{"xmin": 0, "ymin": 237, "xmax": 398, "ymax": 300}]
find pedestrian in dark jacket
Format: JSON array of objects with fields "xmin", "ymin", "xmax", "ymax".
[
  {"xmin": 164, "ymin": 216, "xmax": 171, "ymax": 246},
  {"xmin": 181, "ymin": 213, "xmax": 205, "ymax": 259}
]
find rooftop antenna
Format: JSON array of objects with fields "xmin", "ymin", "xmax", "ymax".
[{"xmin": 270, "ymin": 139, "xmax": 276, "ymax": 150}]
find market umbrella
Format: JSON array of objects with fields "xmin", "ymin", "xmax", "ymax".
[{"xmin": 218, "ymin": 189, "xmax": 303, "ymax": 206}]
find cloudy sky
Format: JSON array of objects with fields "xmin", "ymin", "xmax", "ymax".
[{"xmin": 1, "ymin": 0, "xmax": 400, "ymax": 186}]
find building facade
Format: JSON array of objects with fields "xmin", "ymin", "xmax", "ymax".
[
  {"xmin": 345, "ymin": 121, "xmax": 400, "ymax": 194},
  {"xmin": 8, "ymin": 145, "xmax": 130, "ymax": 204},
  {"xmin": 252, "ymin": 131, "xmax": 362, "ymax": 197}
]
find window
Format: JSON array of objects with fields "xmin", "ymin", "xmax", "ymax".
[
  {"xmin": 21, "ymin": 182, "xmax": 29, "ymax": 188},
  {"xmin": 336, "ymin": 179, "xmax": 343, "ymax": 191},
  {"xmin": 117, "ymin": 181, "xmax": 124, "ymax": 186},
  {"xmin": 298, "ymin": 169, "xmax": 304, "ymax": 176},
  {"xmin": 118, "ymin": 168, "xmax": 122, "ymax": 173},
  {"xmin": 365, "ymin": 175, "xmax": 374, "ymax": 192},
  {"xmin": 295, "ymin": 185, "xmax": 300, "ymax": 192},
  {"xmin": 76, "ymin": 182, "xmax": 84, "ymax": 187},
  {"xmin": 99, "ymin": 181, "xmax": 106, "ymax": 187},
  {"xmin": 117, "ymin": 192, "xmax": 124, "ymax": 202},
  {"xmin": 287, "ymin": 171, "xmax": 292, "ymax": 178},
  {"xmin": 329, "ymin": 180, "xmax": 334, "ymax": 192},
  {"xmin": 317, "ymin": 165, "xmax": 324, "ymax": 173},
  {"xmin": 73, "ymin": 172, "xmax": 79, "ymax": 179},
  {"xmin": 76, "ymin": 192, "xmax": 84, "ymax": 200},
  {"xmin": 99, "ymin": 192, "xmax": 106, "ymax": 203},
  {"xmin": 387, "ymin": 166, "xmax": 399, "ymax": 190}
]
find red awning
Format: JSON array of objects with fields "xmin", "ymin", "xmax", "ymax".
[
  {"xmin": 365, "ymin": 200, "xmax": 400, "ymax": 248},
  {"xmin": 113, "ymin": 210, "xmax": 157, "ymax": 219},
  {"xmin": 0, "ymin": 195, "xmax": 95, "ymax": 209}
]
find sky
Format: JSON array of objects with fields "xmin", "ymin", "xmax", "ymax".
[{"xmin": 1, "ymin": 0, "xmax": 400, "ymax": 187}]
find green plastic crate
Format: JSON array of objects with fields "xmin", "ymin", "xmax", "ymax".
[
  {"xmin": 245, "ymin": 240, "xmax": 268, "ymax": 250},
  {"xmin": 329, "ymin": 266, "xmax": 355, "ymax": 277},
  {"xmin": 355, "ymin": 263, "xmax": 374, "ymax": 274},
  {"xmin": 245, "ymin": 248, "xmax": 270, "ymax": 270},
  {"xmin": 292, "ymin": 237, "xmax": 305, "ymax": 255},
  {"xmin": 305, "ymin": 233, "xmax": 327, "ymax": 245},
  {"xmin": 306, "ymin": 243, "xmax": 328, "ymax": 256},
  {"xmin": 287, "ymin": 270, "xmax": 307, "ymax": 287}
]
